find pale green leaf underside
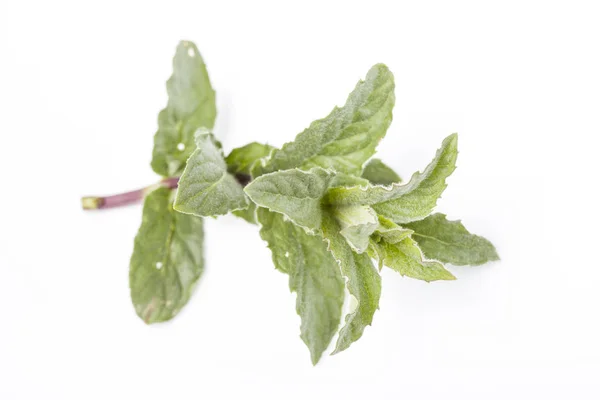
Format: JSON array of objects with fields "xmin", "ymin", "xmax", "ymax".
[
  {"xmin": 361, "ymin": 158, "xmax": 402, "ymax": 185},
  {"xmin": 333, "ymin": 205, "xmax": 379, "ymax": 253},
  {"xmin": 404, "ymin": 213, "xmax": 500, "ymax": 265},
  {"xmin": 130, "ymin": 187, "xmax": 204, "ymax": 323},
  {"xmin": 257, "ymin": 64, "xmax": 395, "ymax": 176},
  {"xmin": 257, "ymin": 208, "xmax": 344, "ymax": 365},
  {"xmin": 244, "ymin": 168, "xmax": 332, "ymax": 232},
  {"xmin": 174, "ymin": 132, "xmax": 248, "ymax": 217},
  {"xmin": 326, "ymin": 133, "xmax": 458, "ymax": 224},
  {"xmin": 151, "ymin": 41, "xmax": 217, "ymax": 177},
  {"xmin": 322, "ymin": 213, "xmax": 381, "ymax": 354}
]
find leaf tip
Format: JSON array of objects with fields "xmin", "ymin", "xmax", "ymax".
[{"xmin": 310, "ymin": 352, "xmax": 322, "ymax": 366}]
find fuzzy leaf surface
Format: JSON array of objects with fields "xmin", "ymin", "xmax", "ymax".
[
  {"xmin": 326, "ymin": 133, "xmax": 458, "ymax": 223},
  {"xmin": 174, "ymin": 131, "xmax": 247, "ymax": 217},
  {"xmin": 130, "ymin": 187, "xmax": 204, "ymax": 323},
  {"xmin": 257, "ymin": 64, "xmax": 395, "ymax": 175},
  {"xmin": 257, "ymin": 208, "xmax": 344, "ymax": 364},
  {"xmin": 151, "ymin": 41, "xmax": 217, "ymax": 177},
  {"xmin": 322, "ymin": 213, "xmax": 381, "ymax": 354},
  {"xmin": 361, "ymin": 158, "xmax": 402, "ymax": 185},
  {"xmin": 373, "ymin": 215, "xmax": 413, "ymax": 244},
  {"xmin": 244, "ymin": 168, "xmax": 332, "ymax": 231},
  {"xmin": 404, "ymin": 213, "xmax": 499, "ymax": 265}
]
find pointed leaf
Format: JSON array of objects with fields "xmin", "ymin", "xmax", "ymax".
[
  {"xmin": 322, "ymin": 213, "xmax": 381, "ymax": 354},
  {"xmin": 256, "ymin": 64, "xmax": 395, "ymax": 175},
  {"xmin": 174, "ymin": 131, "xmax": 248, "ymax": 217},
  {"xmin": 151, "ymin": 41, "xmax": 217, "ymax": 177},
  {"xmin": 333, "ymin": 205, "xmax": 379, "ymax": 253},
  {"xmin": 404, "ymin": 213, "xmax": 499, "ymax": 265},
  {"xmin": 130, "ymin": 187, "xmax": 204, "ymax": 323},
  {"xmin": 326, "ymin": 133, "xmax": 458, "ymax": 223},
  {"xmin": 361, "ymin": 158, "xmax": 402, "ymax": 185},
  {"xmin": 257, "ymin": 208, "xmax": 344, "ymax": 365},
  {"xmin": 244, "ymin": 168, "xmax": 332, "ymax": 231},
  {"xmin": 371, "ymin": 234, "xmax": 455, "ymax": 282}
]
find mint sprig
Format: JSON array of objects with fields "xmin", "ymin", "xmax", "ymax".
[{"xmin": 82, "ymin": 40, "xmax": 499, "ymax": 365}]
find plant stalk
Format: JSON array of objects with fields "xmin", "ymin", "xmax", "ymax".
[
  {"xmin": 81, "ymin": 173, "xmax": 251, "ymax": 211},
  {"xmin": 81, "ymin": 177, "xmax": 179, "ymax": 210}
]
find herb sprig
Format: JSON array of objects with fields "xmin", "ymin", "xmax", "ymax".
[{"xmin": 83, "ymin": 40, "xmax": 499, "ymax": 365}]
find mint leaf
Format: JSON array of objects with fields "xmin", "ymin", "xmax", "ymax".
[
  {"xmin": 404, "ymin": 213, "xmax": 499, "ymax": 265},
  {"xmin": 244, "ymin": 168, "xmax": 332, "ymax": 231},
  {"xmin": 130, "ymin": 187, "xmax": 204, "ymax": 323},
  {"xmin": 151, "ymin": 41, "xmax": 217, "ymax": 177},
  {"xmin": 326, "ymin": 133, "xmax": 458, "ymax": 224},
  {"xmin": 226, "ymin": 142, "xmax": 274, "ymax": 176},
  {"xmin": 370, "ymin": 236, "xmax": 455, "ymax": 282},
  {"xmin": 257, "ymin": 208, "xmax": 344, "ymax": 365},
  {"xmin": 361, "ymin": 158, "xmax": 401, "ymax": 185},
  {"xmin": 332, "ymin": 205, "xmax": 379, "ymax": 253},
  {"xmin": 225, "ymin": 142, "xmax": 275, "ymax": 224},
  {"xmin": 174, "ymin": 130, "xmax": 248, "ymax": 217},
  {"xmin": 322, "ymin": 213, "xmax": 381, "ymax": 354},
  {"xmin": 329, "ymin": 174, "xmax": 370, "ymax": 189},
  {"xmin": 256, "ymin": 64, "xmax": 395, "ymax": 176},
  {"xmin": 373, "ymin": 215, "xmax": 413, "ymax": 244},
  {"xmin": 369, "ymin": 216, "xmax": 454, "ymax": 281},
  {"xmin": 232, "ymin": 203, "xmax": 258, "ymax": 224}
]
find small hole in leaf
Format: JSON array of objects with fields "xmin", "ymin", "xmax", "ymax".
[
  {"xmin": 284, "ymin": 252, "xmax": 290, "ymax": 258},
  {"xmin": 156, "ymin": 262, "xmax": 163, "ymax": 270},
  {"xmin": 187, "ymin": 48, "xmax": 195, "ymax": 57},
  {"xmin": 177, "ymin": 143, "xmax": 185, "ymax": 151}
]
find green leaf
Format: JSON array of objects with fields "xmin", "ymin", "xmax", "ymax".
[
  {"xmin": 244, "ymin": 168, "xmax": 333, "ymax": 232},
  {"xmin": 257, "ymin": 208, "xmax": 344, "ymax": 365},
  {"xmin": 130, "ymin": 187, "xmax": 204, "ymax": 323},
  {"xmin": 226, "ymin": 142, "xmax": 275, "ymax": 177},
  {"xmin": 332, "ymin": 205, "xmax": 379, "ymax": 253},
  {"xmin": 151, "ymin": 41, "xmax": 217, "ymax": 177},
  {"xmin": 373, "ymin": 215, "xmax": 413, "ymax": 244},
  {"xmin": 232, "ymin": 202, "xmax": 258, "ymax": 224},
  {"xmin": 321, "ymin": 213, "xmax": 381, "ymax": 354},
  {"xmin": 174, "ymin": 131, "xmax": 248, "ymax": 217},
  {"xmin": 371, "ymin": 237, "xmax": 455, "ymax": 282},
  {"xmin": 369, "ymin": 217, "xmax": 455, "ymax": 282},
  {"xmin": 361, "ymin": 158, "xmax": 401, "ymax": 185},
  {"xmin": 326, "ymin": 133, "xmax": 458, "ymax": 224},
  {"xmin": 225, "ymin": 142, "xmax": 275, "ymax": 224},
  {"xmin": 404, "ymin": 213, "xmax": 499, "ymax": 266},
  {"xmin": 369, "ymin": 241, "xmax": 453, "ymax": 282},
  {"xmin": 329, "ymin": 173, "xmax": 370, "ymax": 189},
  {"xmin": 256, "ymin": 64, "xmax": 395, "ymax": 176}
]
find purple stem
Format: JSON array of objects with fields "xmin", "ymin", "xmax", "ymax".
[{"xmin": 81, "ymin": 177, "xmax": 179, "ymax": 210}]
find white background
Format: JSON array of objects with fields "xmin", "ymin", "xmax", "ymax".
[{"xmin": 1, "ymin": 1, "xmax": 599, "ymax": 398}]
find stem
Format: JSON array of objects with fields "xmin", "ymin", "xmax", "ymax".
[
  {"xmin": 81, "ymin": 177, "xmax": 179, "ymax": 210},
  {"xmin": 81, "ymin": 173, "xmax": 251, "ymax": 211}
]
